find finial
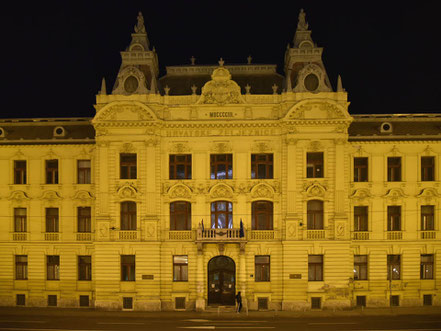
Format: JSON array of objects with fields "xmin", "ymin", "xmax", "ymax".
[
  {"xmin": 297, "ymin": 8, "xmax": 309, "ymax": 31},
  {"xmin": 245, "ymin": 84, "xmax": 251, "ymax": 94},
  {"xmin": 247, "ymin": 55, "xmax": 252, "ymax": 64},
  {"xmin": 191, "ymin": 84, "xmax": 197, "ymax": 95},
  {"xmin": 164, "ymin": 85, "xmax": 170, "ymax": 96},
  {"xmin": 272, "ymin": 83, "xmax": 278, "ymax": 94},
  {"xmin": 152, "ymin": 46, "xmax": 156, "ymax": 52},
  {"xmin": 134, "ymin": 12, "xmax": 146, "ymax": 34},
  {"xmin": 337, "ymin": 75, "xmax": 344, "ymax": 92},
  {"xmin": 286, "ymin": 69, "xmax": 292, "ymax": 92},
  {"xmin": 190, "ymin": 56, "xmax": 196, "ymax": 65},
  {"xmin": 218, "ymin": 58, "xmax": 225, "ymax": 66},
  {"xmin": 100, "ymin": 77, "xmax": 107, "ymax": 95},
  {"xmin": 150, "ymin": 76, "xmax": 157, "ymax": 94}
]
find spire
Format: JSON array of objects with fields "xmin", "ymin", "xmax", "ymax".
[
  {"xmin": 150, "ymin": 75, "xmax": 157, "ymax": 94},
  {"xmin": 293, "ymin": 8, "xmax": 314, "ymax": 48},
  {"xmin": 337, "ymin": 75, "xmax": 344, "ymax": 92},
  {"xmin": 100, "ymin": 77, "xmax": 107, "ymax": 95},
  {"xmin": 128, "ymin": 12, "xmax": 150, "ymax": 51}
]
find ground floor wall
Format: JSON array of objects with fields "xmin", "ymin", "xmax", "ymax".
[{"xmin": 0, "ymin": 241, "xmax": 440, "ymax": 310}]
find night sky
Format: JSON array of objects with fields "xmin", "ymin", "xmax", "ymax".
[{"xmin": 2, "ymin": 1, "xmax": 440, "ymax": 118}]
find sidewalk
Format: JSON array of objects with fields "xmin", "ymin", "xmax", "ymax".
[{"xmin": 1, "ymin": 306, "xmax": 440, "ymax": 319}]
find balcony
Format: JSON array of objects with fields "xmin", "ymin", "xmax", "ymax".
[
  {"xmin": 45, "ymin": 233, "xmax": 59, "ymax": 241},
  {"xmin": 250, "ymin": 230, "xmax": 275, "ymax": 240},
  {"xmin": 12, "ymin": 232, "xmax": 28, "ymax": 241},
  {"xmin": 306, "ymin": 229, "xmax": 325, "ymax": 240},
  {"xmin": 421, "ymin": 231, "xmax": 436, "ymax": 239},
  {"xmin": 76, "ymin": 233, "xmax": 93, "ymax": 241},
  {"xmin": 387, "ymin": 231, "xmax": 402, "ymax": 240},
  {"xmin": 168, "ymin": 230, "xmax": 194, "ymax": 241},
  {"xmin": 196, "ymin": 228, "xmax": 246, "ymax": 242},
  {"xmin": 353, "ymin": 232, "xmax": 369, "ymax": 240},
  {"xmin": 118, "ymin": 230, "xmax": 138, "ymax": 241}
]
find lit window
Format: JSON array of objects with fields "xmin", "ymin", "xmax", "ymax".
[
  {"xmin": 173, "ymin": 255, "xmax": 188, "ymax": 282},
  {"xmin": 421, "ymin": 254, "xmax": 434, "ymax": 280},
  {"xmin": 354, "ymin": 255, "xmax": 367, "ymax": 280},
  {"xmin": 211, "ymin": 201, "xmax": 233, "ymax": 229},
  {"xmin": 387, "ymin": 255, "xmax": 400, "ymax": 280},
  {"xmin": 210, "ymin": 154, "xmax": 232, "ymax": 179},
  {"xmin": 121, "ymin": 255, "xmax": 135, "ymax": 281},
  {"xmin": 307, "ymin": 152, "xmax": 323, "ymax": 178}
]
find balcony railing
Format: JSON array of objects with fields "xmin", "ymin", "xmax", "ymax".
[
  {"xmin": 13, "ymin": 232, "xmax": 28, "ymax": 241},
  {"xmin": 306, "ymin": 229, "xmax": 326, "ymax": 240},
  {"xmin": 76, "ymin": 233, "xmax": 92, "ymax": 241},
  {"xmin": 421, "ymin": 231, "xmax": 436, "ymax": 239},
  {"xmin": 118, "ymin": 230, "xmax": 138, "ymax": 241},
  {"xmin": 168, "ymin": 230, "xmax": 194, "ymax": 240},
  {"xmin": 196, "ymin": 228, "xmax": 246, "ymax": 242},
  {"xmin": 45, "ymin": 233, "xmax": 59, "ymax": 241},
  {"xmin": 250, "ymin": 230, "xmax": 275, "ymax": 240},
  {"xmin": 387, "ymin": 231, "xmax": 402, "ymax": 240},
  {"xmin": 353, "ymin": 232, "xmax": 369, "ymax": 240}
]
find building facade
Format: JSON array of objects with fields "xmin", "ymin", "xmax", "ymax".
[{"xmin": 0, "ymin": 11, "xmax": 440, "ymax": 311}]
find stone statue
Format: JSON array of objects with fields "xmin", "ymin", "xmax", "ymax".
[
  {"xmin": 297, "ymin": 8, "xmax": 309, "ymax": 31},
  {"xmin": 134, "ymin": 12, "xmax": 146, "ymax": 34}
]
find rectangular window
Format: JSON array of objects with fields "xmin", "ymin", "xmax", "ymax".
[
  {"xmin": 121, "ymin": 202, "xmax": 137, "ymax": 230},
  {"xmin": 48, "ymin": 295, "xmax": 57, "ymax": 307},
  {"xmin": 14, "ymin": 160, "xmax": 27, "ymax": 184},
  {"xmin": 123, "ymin": 297, "xmax": 133, "ymax": 309},
  {"xmin": 354, "ymin": 206, "xmax": 368, "ymax": 231},
  {"xmin": 390, "ymin": 295, "xmax": 399, "ymax": 306},
  {"xmin": 421, "ymin": 205, "xmax": 435, "ymax": 231},
  {"xmin": 356, "ymin": 296, "xmax": 366, "ymax": 307},
  {"xmin": 354, "ymin": 255, "xmax": 368, "ymax": 280},
  {"xmin": 354, "ymin": 157, "xmax": 368, "ymax": 182},
  {"xmin": 255, "ymin": 255, "xmax": 270, "ymax": 282},
  {"xmin": 79, "ymin": 295, "xmax": 89, "ymax": 307},
  {"xmin": 308, "ymin": 255, "xmax": 323, "ymax": 281},
  {"xmin": 78, "ymin": 256, "xmax": 92, "ymax": 281},
  {"xmin": 311, "ymin": 297, "xmax": 321, "ymax": 309},
  {"xmin": 421, "ymin": 156, "xmax": 435, "ymax": 181},
  {"xmin": 421, "ymin": 254, "xmax": 434, "ymax": 280},
  {"xmin": 251, "ymin": 154, "xmax": 273, "ymax": 179},
  {"xmin": 47, "ymin": 255, "xmax": 60, "ymax": 280},
  {"xmin": 423, "ymin": 294, "xmax": 433, "ymax": 306},
  {"xmin": 169, "ymin": 154, "xmax": 192, "ymax": 179},
  {"xmin": 15, "ymin": 255, "xmax": 28, "ymax": 280},
  {"xmin": 14, "ymin": 208, "xmax": 27, "ymax": 232},
  {"xmin": 46, "ymin": 159, "xmax": 59, "ymax": 184},
  {"xmin": 307, "ymin": 200, "xmax": 323, "ymax": 230},
  {"xmin": 46, "ymin": 208, "xmax": 59, "ymax": 233},
  {"xmin": 387, "ymin": 157, "xmax": 401, "ymax": 181},
  {"xmin": 77, "ymin": 160, "xmax": 91, "ymax": 184},
  {"xmin": 170, "ymin": 202, "xmax": 191, "ymax": 231},
  {"xmin": 173, "ymin": 255, "xmax": 188, "ymax": 282},
  {"xmin": 77, "ymin": 207, "xmax": 91, "ymax": 233},
  {"xmin": 210, "ymin": 154, "xmax": 233, "ymax": 179},
  {"xmin": 121, "ymin": 255, "xmax": 135, "ymax": 281},
  {"xmin": 387, "ymin": 255, "xmax": 400, "ymax": 280},
  {"xmin": 120, "ymin": 154, "xmax": 137, "ymax": 179},
  {"xmin": 307, "ymin": 152, "xmax": 324, "ymax": 178},
  {"xmin": 387, "ymin": 206, "xmax": 401, "ymax": 231},
  {"xmin": 16, "ymin": 294, "xmax": 26, "ymax": 306}
]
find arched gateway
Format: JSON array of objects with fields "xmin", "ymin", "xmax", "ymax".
[{"xmin": 207, "ymin": 256, "xmax": 236, "ymax": 306}]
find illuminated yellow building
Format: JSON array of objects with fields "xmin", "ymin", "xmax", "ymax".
[{"xmin": 0, "ymin": 10, "xmax": 440, "ymax": 311}]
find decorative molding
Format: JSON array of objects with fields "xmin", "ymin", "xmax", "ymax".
[
  {"xmin": 349, "ymin": 188, "xmax": 372, "ymax": 202},
  {"xmin": 72, "ymin": 190, "xmax": 95, "ymax": 201},
  {"xmin": 168, "ymin": 183, "xmax": 192, "ymax": 199},
  {"xmin": 40, "ymin": 190, "xmax": 62, "ymax": 201},
  {"xmin": 209, "ymin": 183, "xmax": 234, "ymax": 199},
  {"xmin": 116, "ymin": 182, "xmax": 140, "ymax": 199},
  {"xmin": 250, "ymin": 183, "xmax": 274, "ymax": 199},
  {"xmin": 120, "ymin": 143, "xmax": 136, "ymax": 153},
  {"xmin": 112, "ymin": 66, "xmax": 149, "ymax": 95},
  {"xmin": 170, "ymin": 142, "xmax": 190, "ymax": 153},
  {"xmin": 252, "ymin": 141, "xmax": 271, "ymax": 153},
  {"xmin": 308, "ymin": 140, "xmax": 323, "ymax": 151},
  {"xmin": 416, "ymin": 187, "xmax": 440, "ymax": 203},
  {"xmin": 383, "ymin": 188, "xmax": 407, "ymax": 201},
  {"xmin": 197, "ymin": 67, "xmax": 244, "ymax": 105},
  {"xmin": 304, "ymin": 182, "xmax": 326, "ymax": 198},
  {"xmin": 8, "ymin": 190, "xmax": 31, "ymax": 202},
  {"xmin": 212, "ymin": 141, "xmax": 232, "ymax": 153}
]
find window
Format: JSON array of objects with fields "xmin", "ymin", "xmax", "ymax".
[
  {"xmin": 46, "ymin": 208, "xmax": 59, "ymax": 233},
  {"xmin": 120, "ymin": 153, "xmax": 137, "ymax": 179},
  {"xmin": 14, "ymin": 208, "xmax": 27, "ymax": 232},
  {"xmin": 354, "ymin": 157, "xmax": 368, "ymax": 182},
  {"xmin": 421, "ymin": 254, "xmax": 434, "ymax": 280},
  {"xmin": 121, "ymin": 255, "xmax": 135, "ymax": 281},
  {"xmin": 308, "ymin": 255, "xmax": 323, "ymax": 281},
  {"xmin": 354, "ymin": 206, "xmax": 368, "ymax": 231},
  {"xmin": 251, "ymin": 154, "xmax": 273, "ymax": 179},
  {"xmin": 77, "ymin": 207, "xmax": 91, "ymax": 233},
  {"xmin": 173, "ymin": 255, "xmax": 188, "ymax": 281},
  {"xmin": 390, "ymin": 295, "xmax": 399, "ymax": 306},
  {"xmin": 387, "ymin": 255, "xmax": 400, "ymax": 280},
  {"xmin": 387, "ymin": 206, "xmax": 401, "ymax": 231},
  {"xmin": 121, "ymin": 201, "xmax": 136, "ymax": 230},
  {"xmin": 16, "ymin": 294, "xmax": 26, "ymax": 306},
  {"xmin": 175, "ymin": 297, "xmax": 186, "ymax": 309},
  {"xmin": 307, "ymin": 200, "xmax": 323, "ymax": 230},
  {"xmin": 14, "ymin": 160, "xmax": 26, "ymax": 184},
  {"xmin": 423, "ymin": 294, "xmax": 433, "ymax": 306},
  {"xmin": 258, "ymin": 297, "xmax": 269, "ymax": 310},
  {"xmin": 255, "ymin": 255, "xmax": 270, "ymax": 282},
  {"xmin": 170, "ymin": 201, "xmax": 191, "ymax": 230},
  {"xmin": 210, "ymin": 154, "xmax": 232, "ymax": 179},
  {"xmin": 77, "ymin": 160, "xmax": 91, "ymax": 184},
  {"xmin": 169, "ymin": 154, "xmax": 192, "ymax": 179},
  {"xmin": 356, "ymin": 296, "xmax": 366, "ymax": 307},
  {"xmin": 354, "ymin": 255, "xmax": 368, "ymax": 280},
  {"xmin": 387, "ymin": 157, "xmax": 401, "ymax": 181},
  {"xmin": 15, "ymin": 255, "xmax": 28, "ymax": 280},
  {"xmin": 123, "ymin": 297, "xmax": 133, "ymax": 309},
  {"xmin": 48, "ymin": 295, "xmax": 57, "ymax": 307},
  {"xmin": 307, "ymin": 152, "xmax": 323, "ymax": 178},
  {"xmin": 311, "ymin": 297, "xmax": 321, "ymax": 309},
  {"xmin": 421, "ymin": 205, "xmax": 435, "ymax": 231},
  {"xmin": 78, "ymin": 256, "xmax": 92, "ymax": 281},
  {"xmin": 211, "ymin": 201, "xmax": 233, "ymax": 229},
  {"xmin": 421, "ymin": 156, "xmax": 435, "ymax": 181},
  {"xmin": 47, "ymin": 255, "xmax": 60, "ymax": 280},
  {"xmin": 79, "ymin": 295, "xmax": 89, "ymax": 307},
  {"xmin": 252, "ymin": 201, "xmax": 273, "ymax": 230},
  {"xmin": 46, "ymin": 159, "xmax": 59, "ymax": 184}
]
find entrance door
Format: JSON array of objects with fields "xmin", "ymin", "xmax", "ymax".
[{"xmin": 208, "ymin": 256, "xmax": 235, "ymax": 306}]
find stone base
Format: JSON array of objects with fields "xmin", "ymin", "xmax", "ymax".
[
  {"xmin": 281, "ymin": 300, "xmax": 309, "ymax": 311},
  {"xmin": 196, "ymin": 298, "xmax": 205, "ymax": 311},
  {"xmin": 322, "ymin": 299, "xmax": 351, "ymax": 310}
]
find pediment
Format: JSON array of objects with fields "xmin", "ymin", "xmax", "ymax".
[
  {"xmin": 117, "ymin": 183, "xmax": 139, "ymax": 199},
  {"xmin": 349, "ymin": 188, "xmax": 372, "ymax": 200},
  {"xmin": 417, "ymin": 187, "xmax": 440, "ymax": 199},
  {"xmin": 93, "ymin": 102, "xmax": 157, "ymax": 122},
  {"xmin": 209, "ymin": 183, "xmax": 234, "ymax": 199},
  {"xmin": 72, "ymin": 190, "xmax": 95, "ymax": 201},
  {"xmin": 383, "ymin": 188, "xmax": 407, "ymax": 199},
  {"xmin": 41, "ymin": 190, "xmax": 62, "ymax": 200},
  {"xmin": 284, "ymin": 100, "xmax": 351, "ymax": 121},
  {"xmin": 304, "ymin": 182, "xmax": 327, "ymax": 198},
  {"xmin": 250, "ymin": 183, "xmax": 274, "ymax": 199},
  {"xmin": 168, "ymin": 183, "xmax": 192, "ymax": 199},
  {"xmin": 8, "ymin": 190, "xmax": 30, "ymax": 201}
]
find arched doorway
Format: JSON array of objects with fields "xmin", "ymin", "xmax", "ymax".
[{"xmin": 208, "ymin": 256, "xmax": 235, "ymax": 306}]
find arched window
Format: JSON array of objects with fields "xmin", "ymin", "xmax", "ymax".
[
  {"xmin": 307, "ymin": 200, "xmax": 323, "ymax": 229},
  {"xmin": 121, "ymin": 201, "xmax": 136, "ymax": 230},
  {"xmin": 170, "ymin": 201, "xmax": 191, "ymax": 230},
  {"xmin": 211, "ymin": 201, "xmax": 233, "ymax": 229},
  {"xmin": 252, "ymin": 201, "xmax": 273, "ymax": 230}
]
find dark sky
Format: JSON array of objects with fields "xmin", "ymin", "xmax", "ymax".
[{"xmin": 2, "ymin": 1, "xmax": 440, "ymax": 118}]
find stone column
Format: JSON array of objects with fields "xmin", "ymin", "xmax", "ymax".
[
  {"xmin": 239, "ymin": 243, "xmax": 247, "ymax": 308},
  {"xmin": 196, "ymin": 243, "xmax": 205, "ymax": 311}
]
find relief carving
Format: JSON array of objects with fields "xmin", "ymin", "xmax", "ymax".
[
  {"xmin": 72, "ymin": 190, "xmax": 94, "ymax": 201},
  {"xmin": 304, "ymin": 182, "xmax": 326, "ymax": 198},
  {"xmin": 168, "ymin": 184, "xmax": 192, "ymax": 199},
  {"xmin": 117, "ymin": 183, "xmax": 139, "ymax": 199},
  {"xmin": 210, "ymin": 183, "xmax": 234, "ymax": 199},
  {"xmin": 8, "ymin": 190, "xmax": 31, "ymax": 202},
  {"xmin": 197, "ymin": 67, "xmax": 244, "ymax": 105},
  {"xmin": 40, "ymin": 190, "xmax": 62, "ymax": 201},
  {"xmin": 251, "ymin": 183, "xmax": 274, "ymax": 199}
]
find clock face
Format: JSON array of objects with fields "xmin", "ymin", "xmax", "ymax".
[
  {"xmin": 124, "ymin": 75, "xmax": 139, "ymax": 94},
  {"xmin": 304, "ymin": 73, "xmax": 319, "ymax": 92}
]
